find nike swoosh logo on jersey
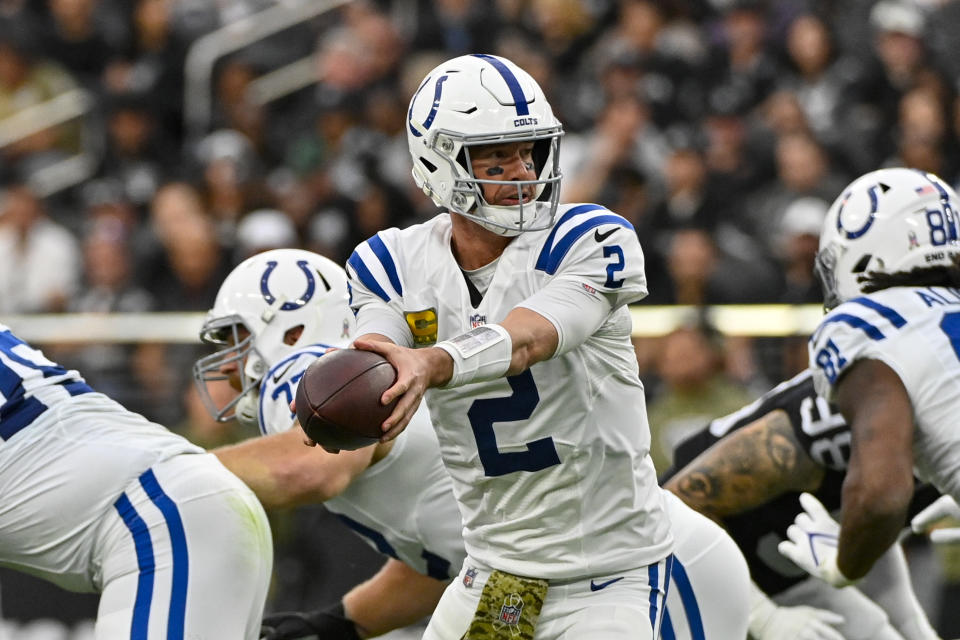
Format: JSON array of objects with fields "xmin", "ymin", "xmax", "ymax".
[
  {"xmin": 271, "ymin": 361, "xmax": 295, "ymax": 384},
  {"xmin": 589, "ymin": 576, "xmax": 624, "ymax": 592},
  {"xmin": 594, "ymin": 227, "xmax": 617, "ymax": 243}
]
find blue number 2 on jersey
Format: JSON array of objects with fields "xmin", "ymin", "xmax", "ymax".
[
  {"xmin": 603, "ymin": 245, "xmax": 625, "ymax": 288},
  {"xmin": 467, "ymin": 370, "xmax": 561, "ymax": 477}
]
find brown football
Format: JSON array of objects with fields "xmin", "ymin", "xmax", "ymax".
[{"xmin": 294, "ymin": 349, "xmax": 397, "ymax": 451}]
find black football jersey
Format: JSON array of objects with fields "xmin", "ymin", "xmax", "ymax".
[{"xmin": 664, "ymin": 369, "xmax": 937, "ymax": 595}]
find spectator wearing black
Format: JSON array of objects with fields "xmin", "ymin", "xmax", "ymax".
[
  {"xmin": 703, "ymin": 0, "xmax": 780, "ymax": 124},
  {"xmin": 103, "ymin": 0, "xmax": 189, "ymax": 144},
  {"xmin": 41, "ymin": 0, "xmax": 120, "ymax": 86},
  {"xmin": 97, "ymin": 89, "xmax": 175, "ymax": 213},
  {"xmin": 776, "ymin": 11, "xmax": 866, "ymax": 175}
]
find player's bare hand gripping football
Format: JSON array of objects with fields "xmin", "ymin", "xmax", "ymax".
[{"xmin": 355, "ymin": 307, "xmax": 559, "ymax": 441}]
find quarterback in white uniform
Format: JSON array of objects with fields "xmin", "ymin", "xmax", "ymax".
[
  {"xmin": 344, "ymin": 54, "xmax": 673, "ymax": 639},
  {"xmin": 196, "ymin": 249, "xmax": 750, "ymax": 640},
  {"xmin": 0, "ymin": 324, "xmax": 272, "ymax": 639},
  {"xmin": 778, "ymin": 168, "xmax": 960, "ymax": 591}
]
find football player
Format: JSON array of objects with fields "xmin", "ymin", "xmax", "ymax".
[
  {"xmin": 776, "ymin": 168, "xmax": 960, "ymax": 601},
  {"xmin": 343, "ymin": 52, "xmax": 691, "ymax": 639},
  {"xmin": 0, "ymin": 323, "xmax": 272, "ymax": 638},
  {"xmin": 194, "ymin": 248, "xmax": 463, "ymax": 637},
  {"xmin": 665, "ymin": 369, "xmax": 940, "ymax": 640},
  {"xmin": 196, "ymin": 248, "xmax": 754, "ymax": 640}
]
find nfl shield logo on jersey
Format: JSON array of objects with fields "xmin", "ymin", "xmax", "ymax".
[
  {"xmin": 463, "ymin": 566, "xmax": 478, "ymax": 588},
  {"xmin": 499, "ymin": 593, "xmax": 523, "ymax": 627}
]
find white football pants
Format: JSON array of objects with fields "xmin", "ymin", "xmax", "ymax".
[{"xmin": 0, "ymin": 397, "xmax": 273, "ymax": 639}]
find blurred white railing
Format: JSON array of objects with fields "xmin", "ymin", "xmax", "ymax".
[
  {"xmin": 0, "ymin": 87, "xmax": 101, "ymax": 197},
  {"xmin": 246, "ymin": 55, "xmax": 317, "ymax": 107},
  {"xmin": 183, "ymin": 0, "xmax": 351, "ymax": 139},
  {"xmin": 0, "ymin": 305, "xmax": 824, "ymax": 344},
  {"xmin": 0, "ymin": 88, "xmax": 93, "ymax": 148}
]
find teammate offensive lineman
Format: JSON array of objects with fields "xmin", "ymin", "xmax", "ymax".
[
  {"xmin": 194, "ymin": 248, "xmax": 462, "ymax": 638},
  {"xmin": 0, "ymin": 323, "xmax": 272, "ymax": 639},
  {"xmin": 665, "ymin": 369, "xmax": 940, "ymax": 640},
  {"xmin": 775, "ymin": 168, "xmax": 960, "ymax": 594},
  {"xmin": 343, "ymin": 53, "xmax": 673, "ymax": 639},
  {"xmin": 195, "ymin": 248, "xmax": 753, "ymax": 640}
]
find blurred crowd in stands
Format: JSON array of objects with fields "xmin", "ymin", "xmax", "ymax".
[
  {"xmin": 0, "ymin": 0, "xmax": 958, "ymax": 450},
  {"xmin": 4, "ymin": 0, "xmax": 960, "ymax": 634}
]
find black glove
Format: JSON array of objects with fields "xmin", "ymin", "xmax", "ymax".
[{"xmin": 260, "ymin": 601, "xmax": 361, "ymax": 640}]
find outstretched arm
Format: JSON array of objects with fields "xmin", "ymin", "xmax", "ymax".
[
  {"xmin": 344, "ymin": 558, "xmax": 449, "ymax": 637},
  {"xmin": 833, "ymin": 359, "xmax": 915, "ymax": 581},
  {"xmin": 261, "ymin": 558, "xmax": 448, "ymax": 640},
  {"xmin": 666, "ymin": 412, "xmax": 849, "ymax": 640},
  {"xmin": 355, "ymin": 306, "xmax": 560, "ymax": 440},
  {"xmin": 664, "ymin": 408, "xmax": 825, "ymax": 521},
  {"xmin": 213, "ymin": 428, "xmax": 382, "ymax": 510}
]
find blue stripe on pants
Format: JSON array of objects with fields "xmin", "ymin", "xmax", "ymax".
[
  {"xmin": 114, "ymin": 493, "xmax": 156, "ymax": 640},
  {"xmin": 648, "ymin": 554, "xmax": 674, "ymax": 635},
  {"xmin": 661, "ymin": 607, "xmax": 676, "ymax": 640},
  {"xmin": 140, "ymin": 468, "xmax": 189, "ymax": 640},
  {"xmin": 671, "ymin": 558, "xmax": 705, "ymax": 640},
  {"xmin": 648, "ymin": 560, "xmax": 660, "ymax": 631}
]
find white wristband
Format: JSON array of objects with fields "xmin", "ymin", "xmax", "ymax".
[{"xmin": 436, "ymin": 324, "xmax": 512, "ymax": 388}]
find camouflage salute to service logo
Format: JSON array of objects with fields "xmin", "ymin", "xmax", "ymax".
[{"xmin": 464, "ymin": 570, "xmax": 547, "ymax": 640}]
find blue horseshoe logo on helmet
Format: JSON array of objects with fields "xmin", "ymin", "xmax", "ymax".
[
  {"xmin": 260, "ymin": 260, "xmax": 316, "ymax": 311},
  {"xmin": 408, "ymin": 74, "xmax": 448, "ymax": 138},
  {"xmin": 837, "ymin": 184, "xmax": 882, "ymax": 239}
]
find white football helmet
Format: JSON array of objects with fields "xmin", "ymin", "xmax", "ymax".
[
  {"xmin": 815, "ymin": 167, "xmax": 960, "ymax": 309},
  {"xmin": 406, "ymin": 54, "xmax": 563, "ymax": 236},
  {"xmin": 193, "ymin": 248, "xmax": 356, "ymax": 424}
]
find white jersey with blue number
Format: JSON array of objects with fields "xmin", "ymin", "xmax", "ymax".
[
  {"xmin": 346, "ymin": 204, "xmax": 673, "ymax": 580},
  {"xmin": 809, "ymin": 287, "xmax": 960, "ymax": 500},
  {"xmin": 259, "ymin": 345, "xmax": 466, "ymax": 580},
  {"xmin": 0, "ymin": 322, "xmax": 199, "ymax": 465}
]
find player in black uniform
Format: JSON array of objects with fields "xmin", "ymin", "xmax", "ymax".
[{"xmin": 663, "ymin": 369, "xmax": 941, "ymax": 640}]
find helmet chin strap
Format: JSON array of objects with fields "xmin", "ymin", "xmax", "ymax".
[
  {"xmin": 474, "ymin": 204, "xmax": 524, "ymax": 237},
  {"xmin": 259, "ymin": 293, "xmax": 288, "ymax": 324},
  {"xmin": 246, "ymin": 292, "xmax": 294, "ymax": 381},
  {"xmin": 234, "ymin": 391, "xmax": 260, "ymax": 428},
  {"xmin": 236, "ymin": 296, "xmax": 287, "ymax": 383}
]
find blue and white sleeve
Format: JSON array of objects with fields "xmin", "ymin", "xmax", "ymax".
[
  {"xmin": 531, "ymin": 203, "xmax": 647, "ymax": 309},
  {"xmin": 517, "ymin": 204, "xmax": 646, "ymax": 355},
  {"xmin": 808, "ymin": 296, "xmax": 909, "ymax": 399},
  {"xmin": 346, "ymin": 232, "xmax": 413, "ymax": 347}
]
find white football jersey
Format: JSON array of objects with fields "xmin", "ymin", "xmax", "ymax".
[
  {"xmin": 0, "ymin": 325, "xmax": 275, "ymax": 640},
  {"xmin": 0, "ymin": 322, "xmax": 198, "ymax": 465},
  {"xmin": 259, "ymin": 345, "xmax": 466, "ymax": 579},
  {"xmin": 809, "ymin": 287, "xmax": 960, "ymax": 499},
  {"xmin": 347, "ymin": 204, "xmax": 672, "ymax": 579}
]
